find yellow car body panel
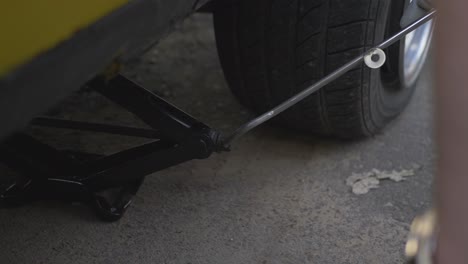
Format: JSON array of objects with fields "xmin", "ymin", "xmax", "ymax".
[{"xmin": 0, "ymin": 0, "xmax": 129, "ymax": 77}]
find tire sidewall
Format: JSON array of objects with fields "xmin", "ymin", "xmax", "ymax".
[{"xmin": 366, "ymin": 0, "xmax": 417, "ymax": 132}]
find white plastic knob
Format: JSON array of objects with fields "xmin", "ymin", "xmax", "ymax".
[{"xmin": 364, "ymin": 48, "xmax": 386, "ymax": 69}]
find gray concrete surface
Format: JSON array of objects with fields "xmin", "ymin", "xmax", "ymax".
[{"xmin": 0, "ymin": 14, "xmax": 434, "ymax": 264}]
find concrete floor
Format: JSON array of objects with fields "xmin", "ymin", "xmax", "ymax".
[{"xmin": 0, "ymin": 14, "xmax": 435, "ymax": 264}]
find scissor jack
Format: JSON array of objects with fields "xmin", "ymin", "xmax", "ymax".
[{"xmin": 0, "ymin": 75, "xmax": 226, "ymax": 221}]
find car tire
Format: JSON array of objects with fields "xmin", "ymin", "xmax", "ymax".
[{"xmin": 213, "ymin": 0, "xmax": 432, "ymax": 138}]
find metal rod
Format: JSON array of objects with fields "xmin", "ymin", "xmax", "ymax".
[
  {"xmin": 31, "ymin": 117, "xmax": 161, "ymax": 139},
  {"xmin": 224, "ymin": 10, "xmax": 436, "ymax": 145}
]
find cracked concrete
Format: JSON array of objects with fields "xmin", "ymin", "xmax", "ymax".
[{"xmin": 0, "ymin": 14, "xmax": 435, "ymax": 264}]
